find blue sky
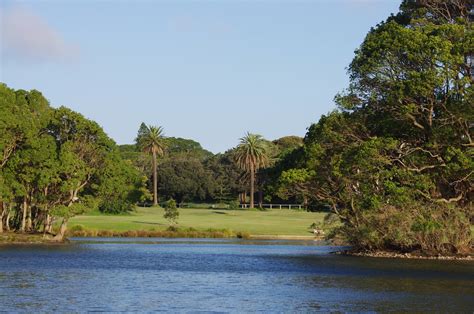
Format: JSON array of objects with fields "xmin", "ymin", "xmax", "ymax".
[{"xmin": 1, "ymin": 0, "xmax": 400, "ymax": 153}]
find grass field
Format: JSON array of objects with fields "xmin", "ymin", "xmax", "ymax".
[{"xmin": 69, "ymin": 207, "xmax": 326, "ymax": 237}]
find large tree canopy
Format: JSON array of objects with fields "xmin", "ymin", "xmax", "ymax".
[
  {"xmin": 0, "ymin": 84, "xmax": 146, "ymax": 239},
  {"xmin": 272, "ymin": 0, "xmax": 473, "ymax": 255}
]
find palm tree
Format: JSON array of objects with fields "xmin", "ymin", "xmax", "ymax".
[
  {"xmin": 136, "ymin": 123, "xmax": 166, "ymax": 206},
  {"xmin": 235, "ymin": 132, "xmax": 269, "ymax": 208}
]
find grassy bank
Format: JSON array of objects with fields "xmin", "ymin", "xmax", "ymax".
[{"xmin": 69, "ymin": 206, "xmax": 325, "ymax": 238}]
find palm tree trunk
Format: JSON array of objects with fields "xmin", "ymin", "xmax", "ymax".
[
  {"xmin": 250, "ymin": 164, "xmax": 255, "ymax": 209},
  {"xmin": 152, "ymin": 149, "xmax": 158, "ymax": 206}
]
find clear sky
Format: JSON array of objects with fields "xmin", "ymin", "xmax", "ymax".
[{"xmin": 1, "ymin": 0, "xmax": 400, "ymax": 153}]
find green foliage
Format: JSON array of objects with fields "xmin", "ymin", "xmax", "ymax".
[
  {"xmin": 164, "ymin": 137, "xmax": 213, "ymax": 159},
  {"xmin": 135, "ymin": 124, "xmax": 166, "ymax": 157},
  {"xmin": 0, "ymin": 84, "xmax": 145, "ymax": 238},
  {"xmin": 235, "ymin": 133, "xmax": 271, "ymax": 172},
  {"xmin": 164, "ymin": 199, "xmax": 179, "ymax": 225},
  {"xmin": 266, "ymin": 2, "xmax": 473, "ymax": 256},
  {"xmin": 158, "ymin": 156, "xmax": 215, "ymax": 203},
  {"xmin": 227, "ymin": 200, "xmax": 240, "ymax": 210},
  {"xmin": 206, "ymin": 152, "xmax": 246, "ymax": 202}
]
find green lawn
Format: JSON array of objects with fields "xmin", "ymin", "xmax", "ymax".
[{"xmin": 69, "ymin": 207, "xmax": 326, "ymax": 236}]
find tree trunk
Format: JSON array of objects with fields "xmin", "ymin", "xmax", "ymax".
[
  {"xmin": 21, "ymin": 197, "xmax": 27, "ymax": 232},
  {"xmin": 45, "ymin": 215, "xmax": 53, "ymax": 234},
  {"xmin": 152, "ymin": 149, "xmax": 158, "ymax": 206},
  {"xmin": 250, "ymin": 164, "xmax": 255, "ymax": 209},
  {"xmin": 43, "ymin": 214, "xmax": 52, "ymax": 237},
  {"xmin": 26, "ymin": 204, "xmax": 32, "ymax": 231},
  {"xmin": 52, "ymin": 218, "xmax": 68, "ymax": 241},
  {"xmin": 0, "ymin": 202, "xmax": 4, "ymax": 233},
  {"xmin": 5, "ymin": 204, "xmax": 10, "ymax": 231},
  {"xmin": 258, "ymin": 190, "xmax": 263, "ymax": 208}
]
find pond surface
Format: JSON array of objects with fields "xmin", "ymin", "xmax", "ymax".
[{"xmin": 0, "ymin": 238, "xmax": 473, "ymax": 312}]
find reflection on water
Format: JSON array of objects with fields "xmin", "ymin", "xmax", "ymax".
[{"xmin": 0, "ymin": 238, "xmax": 472, "ymax": 312}]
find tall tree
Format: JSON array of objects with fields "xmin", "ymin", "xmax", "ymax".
[
  {"xmin": 270, "ymin": 0, "xmax": 473, "ymax": 255},
  {"xmin": 136, "ymin": 123, "xmax": 166, "ymax": 206},
  {"xmin": 234, "ymin": 133, "xmax": 269, "ymax": 208}
]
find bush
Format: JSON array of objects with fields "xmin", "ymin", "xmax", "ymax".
[
  {"xmin": 164, "ymin": 199, "xmax": 179, "ymax": 225},
  {"xmin": 69, "ymin": 224, "xmax": 86, "ymax": 232},
  {"xmin": 227, "ymin": 200, "xmax": 240, "ymax": 210},
  {"xmin": 333, "ymin": 203, "xmax": 472, "ymax": 256}
]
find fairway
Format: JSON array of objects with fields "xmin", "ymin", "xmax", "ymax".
[{"xmin": 69, "ymin": 207, "xmax": 326, "ymax": 237}]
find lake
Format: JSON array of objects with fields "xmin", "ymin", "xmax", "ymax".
[{"xmin": 0, "ymin": 238, "xmax": 473, "ymax": 312}]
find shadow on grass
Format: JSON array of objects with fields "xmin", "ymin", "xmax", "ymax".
[{"xmin": 212, "ymin": 211, "xmax": 228, "ymax": 215}]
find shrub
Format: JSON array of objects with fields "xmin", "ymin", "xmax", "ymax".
[
  {"xmin": 69, "ymin": 224, "xmax": 86, "ymax": 232},
  {"xmin": 227, "ymin": 200, "xmax": 240, "ymax": 210},
  {"xmin": 164, "ymin": 199, "xmax": 179, "ymax": 225}
]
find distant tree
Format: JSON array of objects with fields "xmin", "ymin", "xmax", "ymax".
[
  {"xmin": 158, "ymin": 156, "xmax": 215, "ymax": 203},
  {"xmin": 164, "ymin": 137, "xmax": 213, "ymax": 159},
  {"xmin": 234, "ymin": 133, "xmax": 270, "ymax": 208},
  {"xmin": 96, "ymin": 151, "xmax": 150, "ymax": 214},
  {"xmin": 135, "ymin": 124, "xmax": 166, "ymax": 206},
  {"xmin": 205, "ymin": 151, "xmax": 246, "ymax": 203},
  {"xmin": 272, "ymin": 136, "xmax": 303, "ymax": 155}
]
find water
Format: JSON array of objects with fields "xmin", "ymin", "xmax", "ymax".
[{"xmin": 0, "ymin": 238, "xmax": 473, "ymax": 312}]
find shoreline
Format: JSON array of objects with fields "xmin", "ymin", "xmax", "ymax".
[
  {"xmin": 1, "ymin": 231, "xmax": 320, "ymax": 245},
  {"xmin": 0, "ymin": 232, "xmax": 68, "ymax": 245},
  {"xmin": 335, "ymin": 250, "xmax": 474, "ymax": 261},
  {"xmin": 2, "ymin": 232, "xmax": 472, "ymax": 262},
  {"xmin": 249, "ymin": 235, "xmax": 318, "ymax": 240}
]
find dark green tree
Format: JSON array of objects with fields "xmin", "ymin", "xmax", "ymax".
[{"xmin": 274, "ymin": 1, "xmax": 473, "ymax": 255}]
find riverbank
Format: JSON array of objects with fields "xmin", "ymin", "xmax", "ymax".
[
  {"xmin": 67, "ymin": 227, "xmax": 252, "ymax": 239},
  {"xmin": 67, "ymin": 229, "xmax": 321, "ymax": 241},
  {"xmin": 0, "ymin": 232, "xmax": 67, "ymax": 245},
  {"xmin": 335, "ymin": 250, "xmax": 474, "ymax": 261},
  {"xmin": 1, "ymin": 229, "xmax": 322, "ymax": 244}
]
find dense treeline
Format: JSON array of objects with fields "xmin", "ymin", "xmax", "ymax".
[
  {"xmin": 121, "ymin": 129, "xmax": 302, "ymax": 205},
  {"xmin": 0, "ymin": 84, "xmax": 148, "ymax": 240}
]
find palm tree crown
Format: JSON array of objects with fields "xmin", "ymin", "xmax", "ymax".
[
  {"xmin": 235, "ymin": 132, "xmax": 269, "ymax": 171},
  {"xmin": 137, "ymin": 125, "xmax": 166, "ymax": 157}
]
